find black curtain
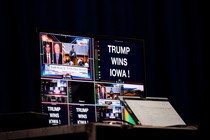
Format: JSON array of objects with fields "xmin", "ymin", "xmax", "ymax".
[{"xmin": 0, "ymin": 0, "xmax": 208, "ymax": 135}]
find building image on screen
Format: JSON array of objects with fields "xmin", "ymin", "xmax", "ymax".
[
  {"xmin": 41, "ymin": 79, "xmax": 68, "ymax": 103},
  {"xmin": 96, "ymin": 105, "xmax": 123, "ymax": 124}
]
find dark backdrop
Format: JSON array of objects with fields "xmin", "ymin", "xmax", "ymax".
[{"xmin": 0, "ymin": 0, "xmax": 208, "ymax": 135}]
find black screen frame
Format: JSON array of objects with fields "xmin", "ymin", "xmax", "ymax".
[{"xmin": 37, "ymin": 28, "xmax": 147, "ymax": 126}]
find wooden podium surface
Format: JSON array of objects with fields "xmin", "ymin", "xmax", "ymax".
[{"xmin": 0, "ymin": 123, "xmax": 199, "ymax": 140}]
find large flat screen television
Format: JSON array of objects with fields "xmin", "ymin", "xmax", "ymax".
[{"xmin": 39, "ymin": 31, "xmax": 146, "ymax": 126}]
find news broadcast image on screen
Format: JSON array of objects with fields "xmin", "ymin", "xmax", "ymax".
[
  {"xmin": 39, "ymin": 31, "xmax": 146, "ymax": 126},
  {"xmin": 40, "ymin": 32, "xmax": 94, "ymax": 81}
]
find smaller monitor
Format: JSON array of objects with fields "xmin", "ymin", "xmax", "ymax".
[
  {"xmin": 94, "ymin": 36, "xmax": 146, "ymax": 84},
  {"xmin": 96, "ymin": 105, "xmax": 123, "ymax": 124},
  {"xmin": 39, "ymin": 32, "xmax": 94, "ymax": 81}
]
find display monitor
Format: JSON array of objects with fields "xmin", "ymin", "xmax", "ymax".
[
  {"xmin": 39, "ymin": 32, "xmax": 94, "ymax": 81},
  {"xmin": 39, "ymin": 31, "xmax": 146, "ymax": 126},
  {"xmin": 94, "ymin": 36, "xmax": 146, "ymax": 85}
]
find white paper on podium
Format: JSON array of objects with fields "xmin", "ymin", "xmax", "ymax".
[{"xmin": 124, "ymin": 99, "xmax": 186, "ymax": 127}]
